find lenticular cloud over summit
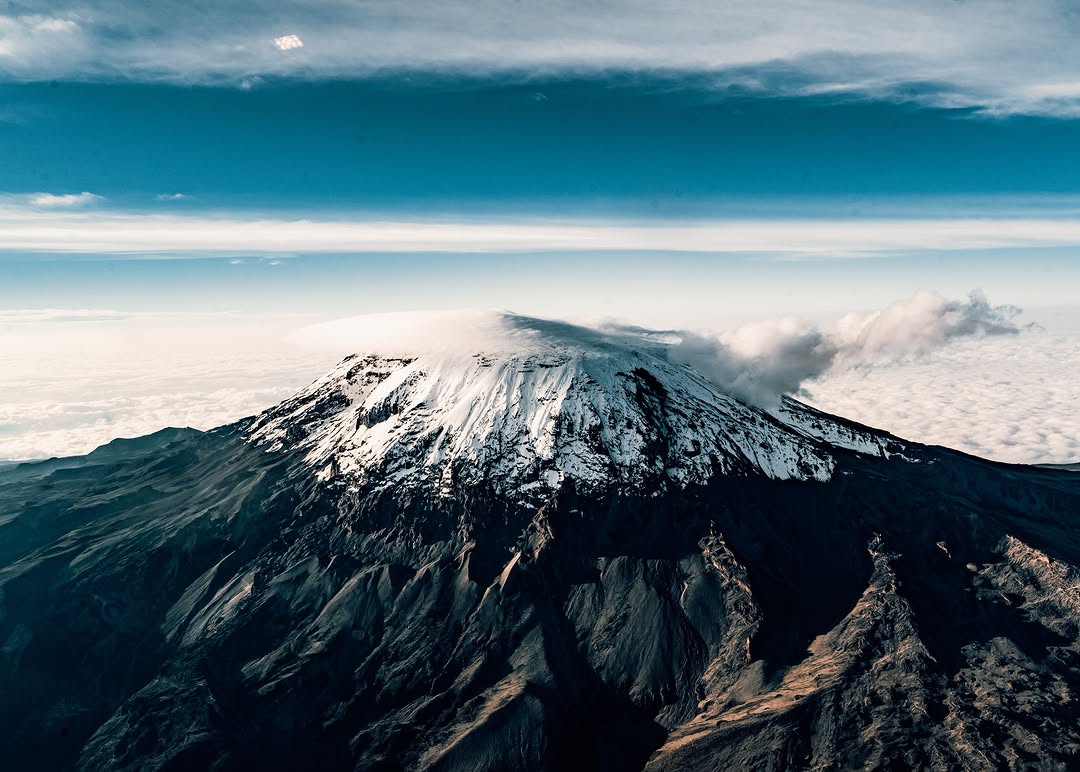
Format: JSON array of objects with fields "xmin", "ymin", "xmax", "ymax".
[
  {"xmin": 290, "ymin": 290, "xmax": 1026, "ymax": 408},
  {"xmin": 289, "ymin": 309, "xmax": 560, "ymax": 356}
]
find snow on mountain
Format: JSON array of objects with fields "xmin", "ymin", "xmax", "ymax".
[
  {"xmin": 772, "ymin": 396, "xmax": 916, "ymax": 460},
  {"xmin": 248, "ymin": 312, "xmax": 845, "ymax": 502}
]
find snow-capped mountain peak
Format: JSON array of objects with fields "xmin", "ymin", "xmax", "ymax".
[{"xmin": 248, "ymin": 312, "xmax": 839, "ymax": 501}]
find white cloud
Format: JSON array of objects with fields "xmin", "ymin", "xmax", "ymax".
[
  {"xmin": 289, "ymin": 309, "xmax": 545, "ymax": 357},
  {"xmin": 154, "ymin": 193, "xmax": 186, "ymax": 201},
  {"xmin": 0, "ymin": 301, "xmax": 1075, "ymax": 466},
  {"xmin": 6, "ymin": 202, "xmax": 1080, "ymax": 255},
  {"xmin": 26, "ymin": 191, "xmax": 102, "ymax": 208},
  {"xmin": 0, "ymin": 311, "xmax": 333, "ymax": 461},
  {"xmin": 32, "ymin": 17, "xmax": 78, "ymax": 33},
  {"xmin": 806, "ymin": 325, "xmax": 1080, "ymax": 465},
  {"xmin": 668, "ymin": 291, "xmax": 1023, "ymax": 407},
  {"xmin": 0, "ymin": 13, "xmax": 85, "ymax": 65},
  {"xmin": 273, "ymin": 34, "xmax": 303, "ymax": 51},
  {"xmin": 3, "ymin": 2, "xmax": 1080, "ymax": 114},
  {"xmin": 831, "ymin": 290, "xmax": 1023, "ymax": 364}
]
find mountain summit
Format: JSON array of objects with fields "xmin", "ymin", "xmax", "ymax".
[
  {"xmin": 1, "ymin": 313, "xmax": 1078, "ymax": 771},
  {"xmin": 249, "ymin": 312, "xmax": 841, "ymax": 504}
]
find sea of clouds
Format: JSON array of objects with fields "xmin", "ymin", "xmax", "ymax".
[
  {"xmin": 0, "ymin": 294, "xmax": 1076, "ymax": 466},
  {"xmin": 0, "ymin": 310, "xmax": 334, "ymax": 461},
  {"xmin": 672, "ymin": 292, "xmax": 1079, "ymax": 464},
  {"xmin": 805, "ymin": 317, "xmax": 1080, "ymax": 465}
]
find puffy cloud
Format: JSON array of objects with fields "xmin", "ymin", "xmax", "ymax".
[
  {"xmin": 668, "ymin": 290, "xmax": 1024, "ymax": 407},
  {"xmin": 272, "ymin": 34, "xmax": 303, "ymax": 51},
  {"xmin": 292, "ymin": 293, "xmax": 1029, "ymax": 417},
  {"xmin": 26, "ymin": 191, "xmax": 102, "ymax": 208},
  {"xmin": 31, "ymin": 17, "xmax": 77, "ymax": 33},
  {"xmin": 832, "ymin": 290, "xmax": 1023, "ymax": 364},
  {"xmin": 0, "ymin": 13, "xmax": 85, "ymax": 70},
  {"xmin": 666, "ymin": 291, "xmax": 1079, "ymax": 464},
  {"xmin": 672, "ymin": 320, "xmax": 838, "ymax": 407}
]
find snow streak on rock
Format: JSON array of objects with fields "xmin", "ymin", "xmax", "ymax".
[{"xmin": 249, "ymin": 319, "xmax": 838, "ymax": 502}]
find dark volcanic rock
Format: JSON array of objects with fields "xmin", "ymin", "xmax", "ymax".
[{"xmin": 1, "ymin": 341, "xmax": 1079, "ymax": 771}]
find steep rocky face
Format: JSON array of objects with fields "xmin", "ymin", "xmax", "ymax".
[{"xmin": 1, "ymin": 331, "xmax": 1079, "ymax": 771}]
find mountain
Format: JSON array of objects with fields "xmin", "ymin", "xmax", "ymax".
[
  {"xmin": 1, "ymin": 313, "xmax": 1078, "ymax": 771},
  {"xmin": 1038, "ymin": 462, "xmax": 1080, "ymax": 472}
]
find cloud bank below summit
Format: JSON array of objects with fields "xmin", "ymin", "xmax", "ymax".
[
  {"xmin": 0, "ymin": 293, "xmax": 1066, "ymax": 465},
  {"xmin": 294, "ymin": 291, "xmax": 1026, "ymax": 408},
  {"xmin": 4, "ymin": 1, "xmax": 1080, "ymax": 114}
]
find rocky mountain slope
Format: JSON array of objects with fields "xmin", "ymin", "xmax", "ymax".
[{"xmin": 1, "ymin": 314, "xmax": 1078, "ymax": 771}]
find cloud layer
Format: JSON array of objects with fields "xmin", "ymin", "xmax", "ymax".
[
  {"xmin": 0, "ymin": 311, "xmax": 332, "ymax": 460},
  {"xmin": 7, "ymin": 200, "xmax": 1080, "ymax": 256},
  {"xmin": 806, "ymin": 323, "xmax": 1080, "ymax": 465},
  {"xmin": 3, "ymin": 2, "xmax": 1080, "ymax": 114},
  {"xmin": 0, "ymin": 297, "xmax": 1072, "ymax": 467}
]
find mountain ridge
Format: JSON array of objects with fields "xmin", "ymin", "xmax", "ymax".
[{"xmin": 1, "ymin": 330, "xmax": 1078, "ymax": 771}]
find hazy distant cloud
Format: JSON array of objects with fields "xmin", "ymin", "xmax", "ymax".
[
  {"xmin": 0, "ymin": 308, "xmax": 133, "ymax": 323},
  {"xmin": 30, "ymin": 17, "xmax": 77, "ymax": 33},
  {"xmin": 154, "ymin": 192, "xmax": 186, "ymax": 201},
  {"xmin": 7, "ymin": 201, "xmax": 1080, "ymax": 255},
  {"xmin": 0, "ymin": 310, "xmax": 331, "ymax": 461},
  {"xmin": 27, "ymin": 191, "xmax": 102, "ymax": 208},
  {"xmin": 1, "ymin": 2, "xmax": 1080, "ymax": 114}
]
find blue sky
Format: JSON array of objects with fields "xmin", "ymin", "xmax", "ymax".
[
  {"xmin": 2, "ymin": 0, "xmax": 1079, "ymax": 463},
  {"xmin": 4, "ymin": 77, "xmax": 1080, "ymax": 205},
  {"xmin": 1, "ymin": 76, "xmax": 1080, "ymax": 317},
  {"xmin": 3, "ymin": 2, "xmax": 1080, "ymax": 316},
  {"xmin": 4, "ymin": 251, "xmax": 1080, "ymax": 324}
]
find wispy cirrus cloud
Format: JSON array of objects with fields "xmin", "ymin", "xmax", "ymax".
[
  {"xmin": 3, "ymin": 2, "xmax": 1080, "ymax": 115},
  {"xmin": 4, "ymin": 200, "xmax": 1080, "ymax": 256}
]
